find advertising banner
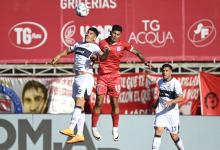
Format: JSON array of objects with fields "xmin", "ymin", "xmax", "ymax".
[
  {"xmin": 199, "ymin": 72, "xmax": 220, "ymax": 115},
  {"xmin": 89, "ymin": 73, "xmax": 200, "ymax": 115},
  {"xmin": 0, "ymin": 0, "xmax": 219, "ymax": 63},
  {"xmin": 0, "ymin": 73, "xmax": 200, "ymax": 115},
  {"xmin": 185, "ymin": 0, "xmax": 220, "ymax": 61}
]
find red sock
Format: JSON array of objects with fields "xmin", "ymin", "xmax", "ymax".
[
  {"xmin": 92, "ymin": 112, "xmax": 100, "ymax": 127},
  {"xmin": 111, "ymin": 113, "xmax": 119, "ymax": 127}
]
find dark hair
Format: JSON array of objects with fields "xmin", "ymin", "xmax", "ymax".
[
  {"xmin": 162, "ymin": 63, "xmax": 173, "ymax": 70},
  {"xmin": 88, "ymin": 27, "xmax": 99, "ymax": 37},
  {"xmin": 112, "ymin": 25, "xmax": 123, "ymax": 32},
  {"xmin": 22, "ymin": 80, "xmax": 47, "ymax": 101}
]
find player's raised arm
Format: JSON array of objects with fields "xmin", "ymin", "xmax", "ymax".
[
  {"xmin": 51, "ymin": 48, "xmax": 73, "ymax": 65},
  {"xmin": 130, "ymin": 48, "xmax": 153, "ymax": 69}
]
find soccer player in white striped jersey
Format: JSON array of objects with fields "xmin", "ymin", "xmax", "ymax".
[
  {"xmin": 51, "ymin": 27, "xmax": 109, "ymax": 143},
  {"xmin": 152, "ymin": 64, "xmax": 184, "ymax": 150}
]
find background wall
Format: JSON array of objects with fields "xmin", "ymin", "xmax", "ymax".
[{"xmin": 0, "ymin": 114, "xmax": 219, "ymax": 150}]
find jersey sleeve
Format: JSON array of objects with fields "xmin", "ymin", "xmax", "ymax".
[
  {"xmin": 174, "ymin": 79, "xmax": 183, "ymax": 96},
  {"xmin": 94, "ymin": 44, "xmax": 102, "ymax": 54},
  {"xmin": 99, "ymin": 40, "xmax": 108, "ymax": 51},
  {"xmin": 69, "ymin": 43, "xmax": 78, "ymax": 52},
  {"xmin": 123, "ymin": 41, "xmax": 133, "ymax": 51}
]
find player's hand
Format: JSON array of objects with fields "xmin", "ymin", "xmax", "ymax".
[
  {"xmin": 51, "ymin": 56, "xmax": 60, "ymax": 65},
  {"xmin": 165, "ymin": 100, "xmax": 173, "ymax": 107},
  {"xmin": 90, "ymin": 54, "xmax": 98, "ymax": 61},
  {"xmin": 103, "ymin": 45, "xmax": 110, "ymax": 52},
  {"xmin": 144, "ymin": 61, "xmax": 153, "ymax": 69}
]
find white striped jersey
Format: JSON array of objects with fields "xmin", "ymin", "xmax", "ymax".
[
  {"xmin": 156, "ymin": 77, "xmax": 183, "ymax": 113},
  {"xmin": 70, "ymin": 42, "xmax": 101, "ymax": 74}
]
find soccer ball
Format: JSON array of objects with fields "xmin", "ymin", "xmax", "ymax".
[{"xmin": 76, "ymin": 3, "xmax": 89, "ymax": 17}]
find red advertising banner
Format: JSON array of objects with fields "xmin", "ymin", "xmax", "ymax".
[
  {"xmin": 199, "ymin": 72, "xmax": 220, "ymax": 115},
  {"xmin": 0, "ymin": 0, "xmax": 219, "ymax": 63},
  {"xmin": 185, "ymin": 0, "xmax": 220, "ymax": 61},
  {"xmin": 0, "ymin": 73, "xmax": 202, "ymax": 115},
  {"xmin": 89, "ymin": 73, "xmax": 200, "ymax": 115}
]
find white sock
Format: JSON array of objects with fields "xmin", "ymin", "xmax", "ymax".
[
  {"xmin": 176, "ymin": 138, "xmax": 184, "ymax": 150},
  {"xmin": 113, "ymin": 127, "xmax": 118, "ymax": 131},
  {"xmin": 77, "ymin": 111, "xmax": 85, "ymax": 135},
  {"xmin": 152, "ymin": 136, "xmax": 161, "ymax": 150},
  {"xmin": 69, "ymin": 106, "xmax": 82, "ymax": 130}
]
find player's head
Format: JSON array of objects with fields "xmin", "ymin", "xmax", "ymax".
[
  {"xmin": 85, "ymin": 27, "xmax": 99, "ymax": 43},
  {"xmin": 22, "ymin": 80, "xmax": 48, "ymax": 113},
  {"xmin": 110, "ymin": 25, "xmax": 123, "ymax": 43},
  {"xmin": 161, "ymin": 64, "xmax": 173, "ymax": 81}
]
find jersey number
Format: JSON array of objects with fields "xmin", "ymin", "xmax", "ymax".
[{"xmin": 115, "ymin": 85, "xmax": 121, "ymax": 93}]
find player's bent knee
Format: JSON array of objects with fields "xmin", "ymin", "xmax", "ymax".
[
  {"xmin": 170, "ymin": 133, "xmax": 179, "ymax": 141},
  {"xmin": 155, "ymin": 127, "xmax": 164, "ymax": 136}
]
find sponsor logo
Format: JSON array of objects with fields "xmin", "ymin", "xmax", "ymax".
[
  {"xmin": 80, "ymin": 25, "xmax": 111, "ymax": 42},
  {"xmin": 187, "ymin": 19, "xmax": 217, "ymax": 47},
  {"xmin": 61, "ymin": 22, "xmax": 111, "ymax": 46},
  {"xmin": 60, "ymin": 0, "xmax": 117, "ymax": 9},
  {"xmin": 128, "ymin": 19, "xmax": 175, "ymax": 48},
  {"xmin": 61, "ymin": 21, "xmax": 76, "ymax": 47},
  {"xmin": 116, "ymin": 46, "xmax": 123, "ymax": 51},
  {"xmin": 8, "ymin": 21, "xmax": 48, "ymax": 50}
]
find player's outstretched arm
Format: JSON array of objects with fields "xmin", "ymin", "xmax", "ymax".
[
  {"xmin": 51, "ymin": 48, "xmax": 72, "ymax": 65},
  {"xmin": 130, "ymin": 48, "xmax": 153, "ymax": 69}
]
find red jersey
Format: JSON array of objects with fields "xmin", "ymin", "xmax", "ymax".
[{"xmin": 98, "ymin": 37, "xmax": 133, "ymax": 74}]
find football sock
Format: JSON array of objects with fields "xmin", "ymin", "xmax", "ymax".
[
  {"xmin": 92, "ymin": 112, "xmax": 100, "ymax": 127},
  {"xmin": 111, "ymin": 113, "xmax": 119, "ymax": 127},
  {"xmin": 77, "ymin": 110, "xmax": 85, "ymax": 135},
  {"xmin": 175, "ymin": 138, "xmax": 184, "ymax": 150},
  {"xmin": 69, "ymin": 106, "xmax": 82, "ymax": 130},
  {"xmin": 152, "ymin": 135, "xmax": 161, "ymax": 150}
]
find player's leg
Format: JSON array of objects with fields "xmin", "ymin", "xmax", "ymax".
[
  {"xmin": 91, "ymin": 94, "xmax": 105, "ymax": 140},
  {"xmin": 66, "ymin": 97, "xmax": 85, "ymax": 143},
  {"xmin": 92, "ymin": 75, "xmax": 107, "ymax": 140},
  {"xmin": 110, "ymin": 96, "xmax": 120, "ymax": 127},
  {"xmin": 168, "ymin": 109, "xmax": 184, "ymax": 150},
  {"xmin": 92, "ymin": 94, "xmax": 105, "ymax": 127},
  {"xmin": 170, "ymin": 133, "xmax": 184, "ymax": 150},
  {"xmin": 76, "ymin": 76, "xmax": 94, "ymax": 140},
  {"xmin": 67, "ymin": 74, "xmax": 94, "ymax": 143},
  {"xmin": 152, "ymin": 114, "xmax": 167, "ymax": 150},
  {"xmin": 77, "ymin": 110, "xmax": 85, "ymax": 135},
  {"xmin": 152, "ymin": 127, "xmax": 164, "ymax": 150},
  {"xmin": 59, "ymin": 78, "xmax": 82, "ymax": 137},
  {"xmin": 69, "ymin": 97, "xmax": 85, "ymax": 130},
  {"xmin": 110, "ymin": 96, "xmax": 120, "ymax": 141},
  {"xmin": 60, "ymin": 75, "xmax": 88, "ymax": 143},
  {"xmin": 59, "ymin": 97, "xmax": 85, "ymax": 137},
  {"xmin": 92, "ymin": 75, "xmax": 107, "ymax": 128},
  {"xmin": 108, "ymin": 74, "xmax": 120, "ymax": 141}
]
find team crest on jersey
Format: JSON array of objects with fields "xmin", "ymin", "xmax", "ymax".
[{"xmin": 116, "ymin": 46, "xmax": 123, "ymax": 51}]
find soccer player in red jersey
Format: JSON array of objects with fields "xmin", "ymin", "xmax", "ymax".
[{"xmin": 91, "ymin": 25, "xmax": 152, "ymax": 141}]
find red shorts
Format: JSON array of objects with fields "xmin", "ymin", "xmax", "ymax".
[{"xmin": 96, "ymin": 73, "xmax": 121, "ymax": 97}]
